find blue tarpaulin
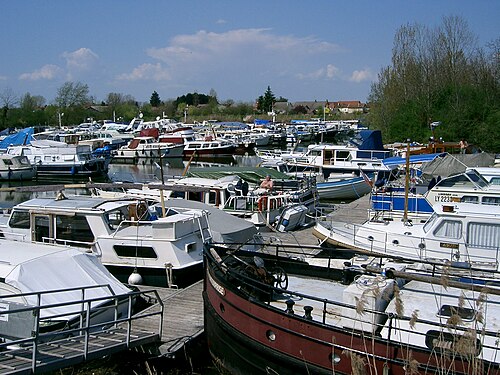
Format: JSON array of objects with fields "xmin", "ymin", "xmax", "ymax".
[
  {"xmin": 382, "ymin": 152, "xmax": 447, "ymax": 167},
  {"xmin": 0, "ymin": 127, "xmax": 34, "ymax": 150}
]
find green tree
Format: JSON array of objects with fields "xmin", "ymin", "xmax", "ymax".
[
  {"xmin": 150, "ymin": 91, "xmax": 161, "ymax": 107},
  {"xmin": 256, "ymin": 86, "xmax": 276, "ymax": 113}
]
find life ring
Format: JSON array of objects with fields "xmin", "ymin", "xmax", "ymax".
[{"xmin": 257, "ymin": 196, "xmax": 268, "ymax": 212}]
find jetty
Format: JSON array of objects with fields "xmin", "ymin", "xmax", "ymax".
[{"xmin": 0, "ymin": 282, "xmax": 205, "ymax": 374}]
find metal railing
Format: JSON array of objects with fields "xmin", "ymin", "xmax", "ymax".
[{"xmin": 0, "ymin": 285, "xmax": 163, "ymax": 373}]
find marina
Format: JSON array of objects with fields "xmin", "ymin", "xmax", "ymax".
[{"xmin": 0, "ymin": 122, "xmax": 498, "ymax": 374}]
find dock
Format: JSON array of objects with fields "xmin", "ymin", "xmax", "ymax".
[{"xmin": 134, "ymin": 280, "xmax": 204, "ymax": 357}]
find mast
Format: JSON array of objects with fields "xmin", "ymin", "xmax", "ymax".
[{"xmin": 403, "ymin": 139, "xmax": 410, "ymax": 223}]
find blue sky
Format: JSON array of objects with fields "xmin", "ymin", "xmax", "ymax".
[{"xmin": 1, "ymin": 1, "xmax": 498, "ymax": 105}]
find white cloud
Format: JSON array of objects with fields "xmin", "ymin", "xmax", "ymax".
[
  {"xmin": 116, "ymin": 63, "xmax": 171, "ymax": 81},
  {"xmin": 216, "ymin": 19, "xmax": 226, "ymax": 25},
  {"xmin": 0, "ymin": 75, "xmax": 7, "ymax": 80},
  {"xmin": 62, "ymin": 48, "xmax": 99, "ymax": 71},
  {"xmin": 118, "ymin": 28, "xmax": 344, "ymax": 97},
  {"xmin": 296, "ymin": 64, "xmax": 341, "ymax": 80},
  {"xmin": 19, "ymin": 64, "xmax": 64, "ymax": 81},
  {"xmin": 349, "ymin": 68, "xmax": 373, "ymax": 82}
]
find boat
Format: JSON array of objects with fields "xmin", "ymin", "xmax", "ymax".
[
  {"xmin": 183, "ymin": 136, "xmax": 237, "ymax": 157},
  {"xmin": 370, "ymin": 168, "xmax": 500, "ymax": 221},
  {"xmin": 204, "ymin": 244, "xmax": 500, "ymax": 374},
  {"xmin": 6, "ymin": 140, "xmax": 109, "ymax": 178},
  {"xmin": 115, "ymin": 136, "xmax": 185, "ymax": 162},
  {"xmin": 0, "ymin": 195, "xmax": 212, "ymax": 287},
  {"xmin": 163, "ymin": 174, "xmax": 318, "ymax": 227},
  {"xmin": 313, "ymin": 201, "xmax": 500, "ymax": 270},
  {"xmin": 316, "ymin": 173, "xmax": 374, "ymax": 200},
  {"xmin": 0, "ymin": 240, "xmax": 134, "ymax": 342},
  {"xmin": 0, "ymin": 154, "xmax": 36, "ymax": 181},
  {"xmin": 262, "ymin": 130, "xmax": 395, "ymax": 179}
]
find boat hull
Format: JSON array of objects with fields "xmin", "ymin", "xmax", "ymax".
[
  {"xmin": 204, "ymin": 250, "xmax": 490, "ymax": 375},
  {"xmin": 0, "ymin": 167, "xmax": 36, "ymax": 181}
]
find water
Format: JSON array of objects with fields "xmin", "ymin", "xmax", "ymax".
[{"xmin": 0, "ymin": 155, "xmax": 264, "ymax": 210}]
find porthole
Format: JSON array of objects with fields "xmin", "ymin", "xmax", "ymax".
[
  {"xmin": 367, "ymin": 236, "xmax": 374, "ymax": 242},
  {"xmin": 219, "ymin": 303, "xmax": 225, "ymax": 313},
  {"xmin": 266, "ymin": 330, "xmax": 276, "ymax": 341},
  {"xmin": 392, "ymin": 240, "xmax": 399, "ymax": 245}
]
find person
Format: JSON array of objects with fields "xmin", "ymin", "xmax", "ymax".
[
  {"xmin": 459, "ymin": 138, "xmax": 468, "ymax": 154},
  {"xmin": 259, "ymin": 175, "xmax": 274, "ymax": 191}
]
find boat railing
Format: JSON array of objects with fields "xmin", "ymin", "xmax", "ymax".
[
  {"xmin": 340, "ymin": 222, "xmax": 500, "ymax": 269},
  {"xmin": 211, "ymin": 255, "xmax": 500, "ymax": 362},
  {"xmin": 0, "ymin": 286, "xmax": 163, "ymax": 368}
]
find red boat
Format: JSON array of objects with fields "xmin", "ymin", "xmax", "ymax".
[{"xmin": 203, "ymin": 244, "xmax": 500, "ymax": 374}]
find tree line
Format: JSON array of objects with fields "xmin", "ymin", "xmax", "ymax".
[{"xmin": 367, "ymin": 16, "xmax": 499, "ymax": 152}]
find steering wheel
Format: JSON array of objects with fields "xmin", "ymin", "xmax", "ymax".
[{"xmin": 272, "ymin": 267, "xmax": 289, "ymax": 290}]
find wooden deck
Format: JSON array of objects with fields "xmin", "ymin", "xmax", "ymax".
[{"xmin": 134, "ymin": 280, "xmax": 204, "ymax": 357}]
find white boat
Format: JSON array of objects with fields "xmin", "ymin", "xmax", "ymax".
[
  {"xmin": 0, "ymin": 241, "xmax": 133, "ymax": 341},
  {"xmin": 116, "ymin": 136, "xmax": 185, "ymax": 161},
  {"xmin": 6, "ymin": 140, "xmax": 109, "ymax": 178},
  {"xmin": 313, "ymin": 201, "xmax": 500, "ymax": 270},
  {"xmin": 183, "ymin": 136, "xmax": 237, "ymax": 157},
  {"xmin": 0, "ymin": 154, "xmax": 36, "ymax": 181},
  {"xmin": 280, "ymin": 130, "xmax": 394, "ymax": 178},
  {"xmin": 0, "ymin": 195, "xmax": 212, "ymax": 287}
]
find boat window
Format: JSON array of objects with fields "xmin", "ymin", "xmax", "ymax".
[
  {"xmin": 55, "ymin": 215, "xmax": 94, "ymax": 246},
  {"xmin": 189, "ymin": 143, "xmax": 201, "ymax": 148},
  {"xmin": 105, "ymin": 207, "xmax": 129, "ymax": 229},
  {"xmin": 113, "ymin": 245, "xmax": 157, "ymax": 259},
  {"xmin": 465, "ymin": 170, "xmax": 488, "ymax": 188},
  {"xmin": 188, "ymin": 191, "xmax": 203, "ymax": 202},
  {"xmin": 3, "ymin": 159, "xmax": 12, "ymax": 166},
  {"xmin": 467, "ymin": 222, "xmax": 500, "ymax": 249},
  {"xmin": 437, "ymin": 304, "xmax": 475, "ymax": 321},
  {"xmin": 335, "ymin": 151, "xmax": 350, "ymax": 161},
  {"xmin": 436, "ymin": 174, "xmax": 470, "ymax": 188},
  {"xmin": 63, "ymin": 155, "xmax": 75, "ymax": 161},
  {"xmin": 425, "ymin": 330, "xmax": 481, "ymax": 357},
  {"xmin": 207, "ymin": 191, "xmax": 217, "ymax": 205},
  {"xmin": 482, "ymin": 197, "xmax": 500, "ymax": 205},
  {"xmin": 433, "ymin": 219, "xmax": 462, "ymax": 239},
  {"xmin": 423, "ymin": 213, "xmax": 438, "ymax": 233},
  {"xmin": 460, "ymin": 195, "xmax": 478, "ymax": 204},
  {"xmin": 8, "ymin": 210, "xmax": 30, "ymax": 229},
  {"xmin": 489, "ymin": 177, "xmax": 500, "ymax": 186}
]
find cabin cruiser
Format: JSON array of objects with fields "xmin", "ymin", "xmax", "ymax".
[
  {"xmin": 6, "ymin": 140, "xmax": 108, "ymax": 178},
  {"xmin": 371, "ymin": 168, "xmax": 500, "ymax": 221},
  {"xmin": 0, "ymin": 195, "xmax": 212, "ymax": 287},
  {"xmin": 313, "ymin": 201, "xmax": 500, "ymax": 271},
  {"xmin": 0, "ymin": 154, "xmax": 36, "ymax": 181},
  {"xmin": 163, "ymin": 175, "xmax": 318, "ymax": 227},
  {"xmin": 204, "ymin": 244, "xmax": 500, "ymax": 374},
  {"xmin": 116, "ymin": 136, "xmax": 185, "ymax": 161}
]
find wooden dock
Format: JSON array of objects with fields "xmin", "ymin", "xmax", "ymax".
[{"xmin": 134, "ymin": 280, "xmax": 204, "ymax": 358}]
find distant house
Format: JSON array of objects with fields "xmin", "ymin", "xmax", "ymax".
[{"xmin": 331, "ymin": 101, "xmax": 366, "ymax": 114}]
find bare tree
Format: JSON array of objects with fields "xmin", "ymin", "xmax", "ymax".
[
  {"xmin": 0, "ymin": 87, "xmax": 19, "ymax": 108},
  {"xmin": 55, "ymin": 81, "xmax": 90, "ymax": 108},
  {"xmin": 20, "ymin": 92, "xmax": 46, "ymax": 111}
]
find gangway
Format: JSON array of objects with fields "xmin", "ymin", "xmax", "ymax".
[{"xmin": 0, "ymin": 286, "xmax": 163, "ymax": 374}]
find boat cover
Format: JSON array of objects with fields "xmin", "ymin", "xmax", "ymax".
[
  {"xmin": 420, "ymin": 153, "xmax": 495, "ymax": 177},
  {"xmin": 0, "ymin": 127, "xmax": 34, "ymax": 150},
  {"xmin": 382, "ymin": 153, "xmax": 446, "ymax": 167},
  {"xmin": 3, "ymin": 244, "xmax": 131, "ymax": 319},
  {"xmin": 164, "ymin": 199, "xmax": 259, "ymax": 245}
]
